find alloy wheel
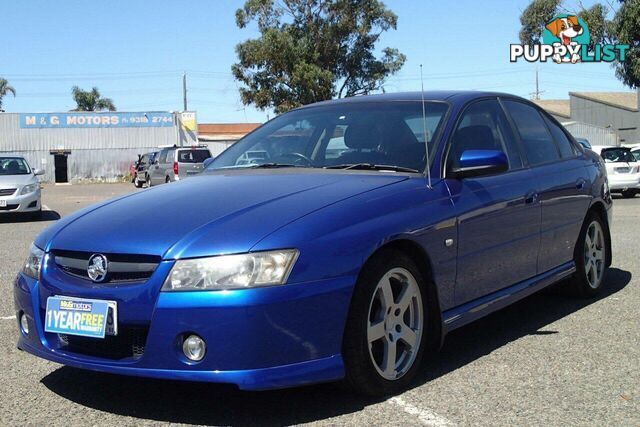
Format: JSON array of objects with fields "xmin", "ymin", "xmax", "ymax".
[
  {"xmin": 367, "ymin": 267, "xmax": 423, "ymax": 381},
  {"xmin": 584, "ymin": 220, "xmax": 605, "ymax": 289}
]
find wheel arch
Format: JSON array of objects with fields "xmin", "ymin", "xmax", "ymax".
[
  {"xmin": 358, "ymin": 239, "xmax": 444, "ymax": 351},
  {"xmin": 587, "ymin": 201, "xmax": 612, "ymax": 267}
]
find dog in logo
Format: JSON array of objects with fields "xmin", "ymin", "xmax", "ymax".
[{"xmin": 546, "ymin": 15, "xmax": 584, "ymax": 63}]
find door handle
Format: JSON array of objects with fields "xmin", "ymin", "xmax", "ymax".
[
  {"xmin": 576, "ymin": 179, "xmax": 586, "ymax": 190},
  {"xmin": 525, "ymin": 191, "xmax": 538, "ymax": 205}
]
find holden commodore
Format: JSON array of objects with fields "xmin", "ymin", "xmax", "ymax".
[{"xmin": 14, "ymin": 92, "xmax": 612, "ymax": 396}]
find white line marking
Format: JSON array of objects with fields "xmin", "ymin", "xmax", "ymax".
[
  {"xmin": 388, "ymin": 396, "xmax": 452, "ymax": 427},
  {"xmin": 0, "ymin": 315, "xmax": 16, "ymax": 320}
]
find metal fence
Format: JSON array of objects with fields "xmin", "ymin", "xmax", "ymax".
[{"xmin": 561, "ymin": 121, "xmax": 619, "ymax": 147}]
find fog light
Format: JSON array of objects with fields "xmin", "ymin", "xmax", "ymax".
[
  {"xmin": 19, "ymin": 313, "xmax": 29, "ymax": 335},
  {"xmin": 182, "ymin": 334, "xmax": 206, "ymax": 361}
]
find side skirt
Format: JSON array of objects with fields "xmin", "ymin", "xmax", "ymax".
[{"xmin": 442, "ymin": 261, "xmax": 576, "ymax": 334}]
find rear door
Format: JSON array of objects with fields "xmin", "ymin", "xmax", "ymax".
[
  {"xmin": 445, "ymin": 98, "xmax": 540, "ymax": 304},
  {"xmin": 502, "ymin": 100, "xmax": 591, "ymax": 273}
]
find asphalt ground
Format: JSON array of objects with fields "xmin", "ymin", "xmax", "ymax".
[{"xmin": 0, "ymin": 183, "xmax": 638, "ymax": 426}]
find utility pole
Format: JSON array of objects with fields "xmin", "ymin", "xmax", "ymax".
[
  {"xmin": 530, "ymin": 67, "xmax": 545, "ymax": 100},
  {"xmin": 182, "ymin": 72, "xmax": 188, "ymax": 111}
]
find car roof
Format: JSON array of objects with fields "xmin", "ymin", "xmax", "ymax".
[{"xmin": 298, "ymin": 91, "xmax": 528, "ymax": 109}]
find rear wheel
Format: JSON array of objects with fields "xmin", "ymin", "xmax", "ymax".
[
  {"xmin": 165, "ymin": 176, "xmax": 170, "ymax": 184},
  {"xmin": 146, "ymin": 175, "xmax": 152, "ymax": 187},
  {"xmin": 343, "ymin": 250, "xmax": 427, "ymax": 396},
  {"xmin": 621, "ymin": 189, "xmax": 636, "ymax": 198},
  {"xmin": 568, "ymin": 211, "xmax": 608, "ymax": 297}
]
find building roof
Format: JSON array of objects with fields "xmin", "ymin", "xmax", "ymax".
[
  {"xmin": 533, "ymin": 99, "xmax": 571, "ymax": 118},
  {"xmin": 198, "ymin": 123, "xmax": 261, "ymax": 141},
  {"xmin": 569, "ymin": 92, "xmax": 638, "ymax": 112}
]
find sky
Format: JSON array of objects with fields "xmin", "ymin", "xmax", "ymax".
[{"xmin": 0, "ymin": 0, "xmax": 632, "ymax": 123}]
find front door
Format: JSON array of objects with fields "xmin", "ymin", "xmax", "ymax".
[
  {"xmin": 53, "ymin": 154, "xmax": 68, "ymax": 183},
  {"xmin": 445, "ymin": 99, "xmax": 541, "ymax": 305}
]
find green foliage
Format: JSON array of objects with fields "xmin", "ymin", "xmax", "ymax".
[
  {"xmin": 610, "ymin": 0, "xmax": 640, "ymax": 88},
  {"xmin": 578, "ymin": 3, "xmax": 608, "ymax": 47},
  {"xmin": 519, "ymin": 0, "xmax": 561, "ymax": 45},
  {"xmin": 0, "ymin": 78, "xmax": 17, "ymax": 110},
  {"xmin": 519, "ymin": 0, "xmax": 640, "ymax": 89},
  {"xmin": 232, "ymin": 0, "xmax": 406, "ymax": 113},
  {"xmin": 71, "ymin": 86, "xmax": 116, "ymax": 112}
]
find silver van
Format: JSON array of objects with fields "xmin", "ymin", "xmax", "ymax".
[{"xmin": 148, "ymin": 146, "xmax": 212, "ymax": 186}]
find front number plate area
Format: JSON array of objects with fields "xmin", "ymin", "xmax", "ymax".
[{"xmin": 45, "ymin": 296, "xmax": 117, "ymax": 338}]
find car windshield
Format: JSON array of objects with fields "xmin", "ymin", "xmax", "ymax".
[
  {"xmin": 601, "ymin": 148, "xmax": 636, "ymax": 163},
  {"xmin": 207, "ymin": 101, "xmax": 449, "ymax": 172},
  {"xmin": 0, "ymin": 157, "xmax": 31, "ymax": 175},
  {"xmin": 179, "ymin": 149, "xmax": 211, "ymax": 163}
]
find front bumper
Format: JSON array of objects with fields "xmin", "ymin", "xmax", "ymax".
[
  {"xmin": 13, "ymin": 260, "xmax": 354, "ymax": 390},
  {"xmin": 0, "ymin": 190, "xmax": 41, "ymax": 213}
]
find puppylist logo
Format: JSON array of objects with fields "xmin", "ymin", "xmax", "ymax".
[{"xmin": 511, "ymin": 14, "xmax": 629, "ymax": 64}]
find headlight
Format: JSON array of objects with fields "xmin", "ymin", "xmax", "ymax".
[
  {"xmin": 162, "ymin": 250, "xmax": 299, "ymax": 291},
  {"xmin": 20, "ymin": 183, "xmax": 39, "ymax": 195},
  {"xmin": 22, "ymin": 244, "xmax": 44, "ymax": 279}
]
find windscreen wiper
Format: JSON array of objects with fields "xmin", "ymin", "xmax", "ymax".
[{"xmin": 324, "ymin": 163, "xmax": 420, "ymax": 173}]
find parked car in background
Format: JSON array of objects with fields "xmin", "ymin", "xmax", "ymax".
[
  {"xmin": 133, "ymin": 151, "xmax": 158, "ymax": 188},
  {"xmin": 15, "ymin": 92, "xmax": 612, "ymax": 396},
  {"xmin": 147, "ymin": 146, "xmax": 212, "ymax": 186},
  {"xmin": 575, "ymin": 138, "xmax": 592, "ymax": 150},
  {"xmin": 594, "ymin": 146, "xmax": 640, "ymax": 198},
  {"xmin": 0, "ymin": 156, "xmax": 44, "ymax": 218}
]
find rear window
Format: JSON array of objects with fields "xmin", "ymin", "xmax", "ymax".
[
  {"xmin": 178, "ymin": 149, "xmax": 211, "ymax": 163},
  {"xmin": 601, "ymin": 148, "xmax": 635, "ymax": 163}
]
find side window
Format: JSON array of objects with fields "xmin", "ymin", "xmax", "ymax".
[
  {"xmin": 502, "ymin": 100, "xmax": 560, "ymax": 166},
  {"xmin": 447, "ymin": 99, "xmax": 523, "ymax": 172},
  {"xmin": 542, "ymin": 115, "xmax": 576, "ymax": 158},
  {"xmin": 157, "ymin": 150, "xmax": 167, "ymax": 164},
  {"xmin": 166, "ymin": 150, "xmax": 175, "ymax": 164}
]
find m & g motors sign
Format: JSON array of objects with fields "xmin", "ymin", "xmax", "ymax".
[{"xmin": 19, "ymin": 112, "xmax": 175, "ymax": 129}]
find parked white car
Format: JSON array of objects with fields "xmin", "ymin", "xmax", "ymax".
[
  {"xmin": 0, "ymin": 156, "xmax": 44, "ymax": 217},
  {"xmin": 593, "ymin": 146, "xmax": 640, "ymax": 198}
]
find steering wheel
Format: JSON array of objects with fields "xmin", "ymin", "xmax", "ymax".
[{"xmin": 277, "ymin": 152, "xmax": 313, "ymax": 166}]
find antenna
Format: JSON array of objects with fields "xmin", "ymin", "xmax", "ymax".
[{"xmin": 420, "ymin": 64, "xmax": 432, "ymax": 189}]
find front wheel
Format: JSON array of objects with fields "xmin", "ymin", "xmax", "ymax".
[
  {"xmin": 569, "ymin": 212, "xmax": 608, "ymax": 297},
  {"xmin": 134, "ymin": 175, "xmax": 143, "ymax": 188},
  {"xmin": 342, "ymin": 250, "xmax": 427, "ymax": 396}
]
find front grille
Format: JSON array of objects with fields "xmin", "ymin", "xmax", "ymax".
[
  {"xmin": 58, "ymin": 327, "xmax": 148, "ymax": 360},
  {"xmin": 0, "ymin": 204, "xmax": 19, "ymax": 211},
  {"xmin": 0, "ymin": 188, "xmax": 16, "ymax": 196},
  {"xmin": 53, "ymin": 250, "xmax": 160, "ymax": 283}
]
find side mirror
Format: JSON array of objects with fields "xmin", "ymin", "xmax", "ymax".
[
  {"xmin": 203, "ymin": 158, "xmax": 214, "ymax": 169},
  {"xmin": 450, "ymin": 150, "xmax": 508, "ymax": 179},
  {"xmin": 33, "ymin": 168, "xmax": 45, "ymax": 176}
]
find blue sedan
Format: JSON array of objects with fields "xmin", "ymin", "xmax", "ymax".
[{"xmin": 14, "ymin": 91, "xmax": 612, "ymax": 396}]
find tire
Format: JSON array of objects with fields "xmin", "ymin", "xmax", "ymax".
[
  {"xmin": 146, "ymin": 175, "xmax": 152, "ymax": 187},
  {"xmin": 165, "ymin": 176, "xmax": 170, "ymax": 184},
  {"xmin": 621, "ymin": 190, "xmax": 636, "ymax": 198},
  {"xmin": 568, "ymin": 211, "xmax": 608, "ymax": 298},
  {"xmin": 342, "ymin": 249, "xmax": 428, "ymax": 396},
  {"xmin": 134, "ymin": 175, "xmax": 143, "ymax": 188}
]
